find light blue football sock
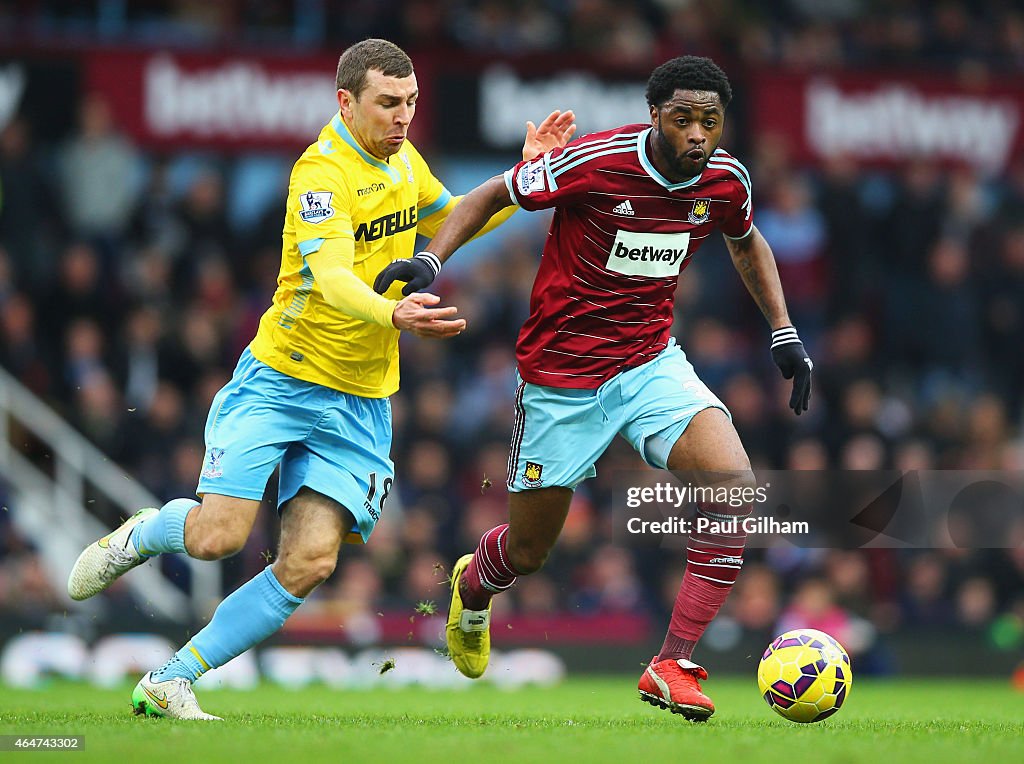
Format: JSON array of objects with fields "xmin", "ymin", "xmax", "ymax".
[
  {"xmin": 150, "ymin": 566, "xmax": 303, "ymax": 683},
  {"xmin": 131, "ymin": 498, "xmax": 196, "ymax": 557}
]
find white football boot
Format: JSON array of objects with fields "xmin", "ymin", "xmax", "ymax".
[
  {"xmin": 67, "ymin": 507, "xmax": 158, "ymax": 600},
  {"xmin": 131, "ymin": 672, "xmax": 222, "ymax": 721}
]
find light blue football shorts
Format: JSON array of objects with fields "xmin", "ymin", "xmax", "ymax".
[
  {"xmin": 507, "ymin": 339, "xmax": 730, "ymax": 492},
  {"xmin": 196, "ymin": 348, "xmax": 393, "ymax": 543}
]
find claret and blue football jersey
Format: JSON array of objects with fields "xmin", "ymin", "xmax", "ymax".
[{"xmin": 503, "ymin": 124, "xmax": 754, "ymax": 389}]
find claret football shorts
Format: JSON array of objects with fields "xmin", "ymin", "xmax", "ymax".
[
  {"xmin": 197, "ymin": 348, "xmax": 394, "ymax": 542},
  {"xmin": 507, "ymin": 339, "xmax": 730, "ymax": 491}
]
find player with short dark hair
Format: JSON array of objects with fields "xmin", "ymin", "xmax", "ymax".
[
  {"xmin": 645, "ymin": 55, "xmax": 732, "ymax": 111},
  {"xmin": 375, "ymin": 55, "xmax": 812, "ymax": 721},
  {"xmin": 335, "ymin": 37, "xmax": 414, "ymax": 97},
  {"xmin": 66, "ymin": 38, "xmax": 575, "ymax": 720}
]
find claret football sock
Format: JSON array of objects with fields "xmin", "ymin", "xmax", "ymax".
[
  {"xmin": 658, "ymin": 502, "xmax": 750, "ymax": 662},
  {"xmin": 131, "ymin": 498, "xmax": 197, "ymax": 557},
  {"xmin": 461, "ymin": 524, "xmax": 521, "ymax": 610},
  {"xmin": 151, "ymin": 565, "xmax": 303, "ymax": 682},
  {"xmin": 658, "ymin": 631, "xmax": 698, "ymax": 662}
]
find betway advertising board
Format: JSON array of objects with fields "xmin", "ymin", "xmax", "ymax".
[
  {"xmin": 437, "ymin": 64, "xmax": 650, "ymax": 152},
  {"xmin": 86, "ymin": 51, "xmax": 342, "ymax": 150},
  {"xmin": 751, "ymin": 70, "xmax": 1023, "ymax": 173}
]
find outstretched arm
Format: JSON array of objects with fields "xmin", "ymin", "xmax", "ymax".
[
  {"xmin": 426, "ymin": 176, "xmax": 513, "ymax": 265},
  {"xmin": 381, "ymin": 110, "xmax": 576, "ymax": 296},
  {"xmin": 725, "ymin": 226, "xmax": 813, "ymax": 415},
  {"xmin": 374, "ymin": 175, "xmax": 513, "ymax": 295},
  {"xmin": 416, "ymin": 109, "xmax": 575, "ymax": 242}
]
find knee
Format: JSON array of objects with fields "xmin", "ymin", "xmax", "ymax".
[
  {"xmin": 505, "ymin": 539, "xmax": 550, "ymax": 576},
  {"xmin": 185, "ymin": 498, "xmax": 256, "ymax": 560},
  {"xmin": 706, "ymin": 463, "xmax": 756, "ymax": 498},
  {"xmin": 188, "ymin": 531, "xmax": 246, "ymax": 561},
  {"xmin": 303, "ymin": 556, "xmax": 337, "ymax": 588},
  {"xmin": 274, "ymin": 554, "xmax": 337, "ymax": 597},
  {"xmin": 732, "ymin": 468, "xmax": 758, "ymax": 495}
]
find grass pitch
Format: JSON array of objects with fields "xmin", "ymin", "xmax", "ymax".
[{"xmin": 1, "ymin": 677, "xmax": 1021, "ymax": 763}]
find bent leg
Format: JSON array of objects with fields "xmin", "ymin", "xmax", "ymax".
[
  {"xmin": 460, "ymin": 486, "xmax": 573, "ymax": 610},
  {"xmin": 151, "ymin": 489, "xmax": 350, "ymax": 683},
  {"xmin": 506, "ymin": 486, "xmax": 574, "ymax": 574},
  {"xmin": 131, "ymin": 494, "xmax": 261, "ymax": 561},
  {"xmin": 272, "ymin": 487, "xmax": 354, "ymax": 598},
  {"xmin": 661, "ymin": 408, "xmax": 754, "ymax": 662},
  {"xmin": 447, "ymin": 486, "xmax": 574, "ymax": 679},
  {"xmin": 184, "ymin": 494, "xmax": 262, "ymax": 560},
  {"xmin": 459, "ymin": 374, "xmax": 614, "ymax": 609}
]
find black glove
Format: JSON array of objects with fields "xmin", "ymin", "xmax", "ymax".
[
  {"xmin": 771, "ymin": 326, "xmax": 813, "ymax": 415},
  {"xmin": 373, "ymin": 251, "xmax": 441, "ymax": 296}
]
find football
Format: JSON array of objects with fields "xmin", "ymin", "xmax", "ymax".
[{"xmin": 757, "ymin": 628, "xmax": 852, "ymax": 723}]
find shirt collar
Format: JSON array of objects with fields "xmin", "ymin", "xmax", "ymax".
[
  {"xmin": 636, "ymin": 128, "xmax": 704, "ymax": 190},
  {"xmin": 329, "ymin": 112, "xmax": 401, "ymax": 182}
]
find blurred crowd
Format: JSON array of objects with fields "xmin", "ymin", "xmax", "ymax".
[
  {"xmin": 6, "ymin": 0, "xmax": 1024, "ymax": 72},
  {"xmin": 1, "ymin": 0, "xmax": 1023, "ymax": 669}
]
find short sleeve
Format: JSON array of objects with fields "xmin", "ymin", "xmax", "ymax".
[
  {"xmin": 717, "ymin": 160, "xmax": 754, "ymax": 240},
  {"xmin": 504, "ymin": 144, "xmax": 592, "ymax": 211},
  {"xmin": 290, "ymin": 157, "xmax": 355, "ymax": 253}
]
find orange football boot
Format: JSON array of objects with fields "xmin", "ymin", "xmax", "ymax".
[{"xmin": 638, "ymin": 656, "xmax": 715, "ymax": 721}]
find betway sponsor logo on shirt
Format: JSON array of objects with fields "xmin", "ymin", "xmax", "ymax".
[{"xmin": 606, "ymin": 230, "xmax": 690, "ymax": 278}]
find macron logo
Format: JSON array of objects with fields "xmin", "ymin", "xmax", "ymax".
[
  {"xmin": 606, "ymin": 230, "xmax": 691, "ymax": 278},
  {"xmin": 612, "ymin": 199, "xmax": 634, "ymax": 216}
]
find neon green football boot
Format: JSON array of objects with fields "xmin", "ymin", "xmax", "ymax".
[{"xmin": 445, "ymin": 553, "xmax": 492, "ymax": 679}]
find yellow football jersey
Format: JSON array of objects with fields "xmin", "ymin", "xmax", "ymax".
[{"xmin": 249, "ymin": 113, "xmax": 455, "ymax": 397}]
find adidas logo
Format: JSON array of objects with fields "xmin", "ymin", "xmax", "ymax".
[{"xmin": 612, "ymin": 200, "xmax": 634, "ymax": 216}]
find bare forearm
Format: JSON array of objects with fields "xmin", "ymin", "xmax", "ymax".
[
  {"xmin": 726, "ymin": 226, "xmax": 792, "ymax": 330},
  {"xmin": 426, "ymin": 176, "xmax": 513, "ymax": 264}
]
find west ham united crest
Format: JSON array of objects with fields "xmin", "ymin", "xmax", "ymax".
[
  {"xmin": 523, "ymin": 461, "xmax": 544, "ymax": 487},
  {"xmin": 688, "ymin": 198, "xmax": 711, "ymax": 225}
]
